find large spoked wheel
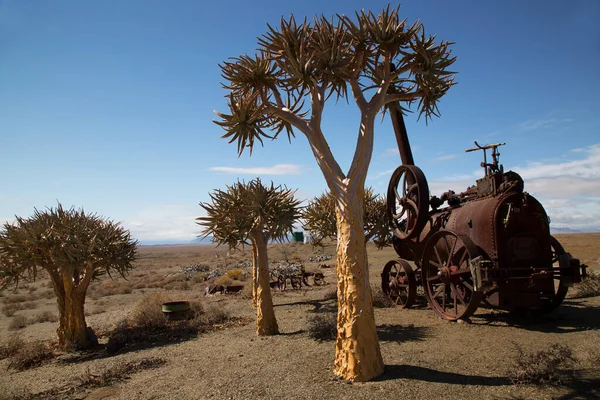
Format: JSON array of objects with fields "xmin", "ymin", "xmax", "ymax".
[
  {"xmin": 538, "ymin": 236, "xmax": 570, "ymax": 313},
  {"xmin": 381, "ymin": 259, "xmax": 417, "ymax": 308},
  {"xmin": 387, "ymin": 165, "xmax": 430, "ymax": 240},
  {"xmin": 421, "ymin": 231, "xmax": 483, "ymax": 320}
]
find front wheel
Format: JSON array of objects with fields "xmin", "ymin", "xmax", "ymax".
[
  {"xmin": 421, "ymin": 231, "xmax": 483, "ymax": 320},
  {"xmin": 381, "ymin": 259, "xmax": 417, "ymax": 309}
]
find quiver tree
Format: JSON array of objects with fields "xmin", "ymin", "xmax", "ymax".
[
  {"xmin": 0, "ymin": 204, "xmax": 137, "ymax": 350},
  {"xmin": 197, "ymin": 178, "xmax": 301, "ymax": 336},
  {"xmin": 214, "ymin": 5, "xmax": 455, "ymax": 381},
  {"xmin": 303, "ymin": 188, "xmax": 390, "ymax": 248}
]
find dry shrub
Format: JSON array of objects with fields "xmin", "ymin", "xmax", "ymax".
[
  {"xmin": 91, "ymin": 280, "xmax": 133, "ymax": 298},
  {"xmin": 226, "ymin": 269, "xmax": 246, "ymax": 281},
  {"xmin": 7, "ymin": 341, "xmax": 54, "ymax": 371},
  {"xmin": 3, "ymin": 294, "xmax": 27, "ymax": 304},
  {"xmin": 322, "ymin": 288, "xmax": 337, "ymax": 301},
  {"xmin": 77, "ymin": 357, "xmax": 167, "ymax": 388},
  {"xmin": 33, "ymin": 311, "xmax": 58, "ymax": 324},
  {"xmin": 240, "ymin": 283, "xmax": 253, "ymax": 299},
  {"xmin": 510, "ymin": 343, "xmax": 577, "ymax": 385},
  {"xmin": 201, "ymin": 304, "xmax": 231, "ymax": 326},
  {"xmin": 371, "ymin": 287, "xmax": 394, "ymax": 308},
  {"xmin": 193, "ymin": 272, "xmax": 209, "ymax": 283},
  {"xmin": 215, "ymin": 275, "xmax": 233, "ymax": 287},
  {"xmin": 572, "ymin": 271, "xmax": 600, "ymax": 298},
  {"xmin": 2, "ymin": 303, "xmax": 19, "ymax": 317},
  {"xmin": 0, "ymin": 335, "xmax": 24, "ymax": 360},
  {"xmin": 130, "ymin": 292, "xmax": 172, "ymax": 328},
  {"xmin": 307, "ymin": 313, "xmax": 337, "ymax": 341},
  {"xmin": 8, "ymin": 315, "xmax": 29, "ymax": 331}
]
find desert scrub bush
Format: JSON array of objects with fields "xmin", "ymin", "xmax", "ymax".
[
  {"xmin": 91, "ymin": 280, "xmax": 134, "ymax": 298},
  {"xmin": 129, "ymin": 292, "xmax": 172, "ymax": 328},
  {"xmin": 33, "ymin": 311, "xmax": 59, "ymax": 323},
  {"xmin": 226, "ymin": 268, "xmax": 246, "ymax": 281},
  {"xmin": 322, "ymin": 288, "xmax": 337, "ymax": 301},
  {"xmin": 201, "ymin": 304, "xmax": 231, "ymax": 326},
  {"xmin": 371, "ymin": 287, "xmax": 394, "ymax": 308},
  {"xmin": 7, "ymin": 340, "xmax": 55, "ymax": 371},
  {"xmin": 8, "ymin": 315, "xmax": 29, "ymax": 331},
  {"xmin": 307, "ymin": 313, "xmax": 337, "ymax": 341},
  {"xmin": 2, "ymin": 303, "xmax": 19, "ymax": 317},
  {"xmin": 571, "ymin": 271, "xmax": 600, "ymax": 298},
  {"xmin": 214, "ymin": 275, "xmax": 233, "ymax": 287},
  {"xmin": 0, "ymin": 335, "xmax": 24, "ymax": 359},
  {"xmin": 509, "ymin": 343, "xmax": 577, "ymax": 385}
]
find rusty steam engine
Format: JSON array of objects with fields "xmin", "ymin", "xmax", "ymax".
[{"xmin": 381, "ymin": 108, "xmax": 587, "ymax": 320}]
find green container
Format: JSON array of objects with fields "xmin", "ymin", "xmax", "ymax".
[{"xmin": 293, "ymin": 231, "xmax": 304, "ymax": 243}]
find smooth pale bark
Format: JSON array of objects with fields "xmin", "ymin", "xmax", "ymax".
[
  {"xmin": 333, "ymin": 188, "xmax": 384, "ymax": 382},
  {"xmin": 252, "ymin": 232, "xmax": 279, "ymax": 335}
]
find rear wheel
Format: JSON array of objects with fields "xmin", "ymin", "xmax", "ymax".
[{"xmin": 381, "ymin": 259, "xmax": 417, "ymax": 308}]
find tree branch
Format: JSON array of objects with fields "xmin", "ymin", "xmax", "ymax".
[{"xmin": 349, "ymin": 78, "xmax": 367, "ymax": 112}]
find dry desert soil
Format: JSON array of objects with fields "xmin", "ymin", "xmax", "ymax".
[{"xmin": 1, "ymin": 233, "xmax": 599, "ymax": 400}]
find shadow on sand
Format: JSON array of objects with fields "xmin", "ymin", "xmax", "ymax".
[
  {"xmin": 472, "ymin": 299, "xmax": 600, "ymax": 333},
  {"xmin": 377, "ymin": 364, "xmax": 511, "ymax": 386}
]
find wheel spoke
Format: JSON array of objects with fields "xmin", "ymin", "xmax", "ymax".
[
  {"xmin": 459, "ymin": 277, "xmax": 474, "ymax": 291},
  {"xmin": 433, "ymin": 247, "xmax": 444, "ymax": 268},
  {"xmin": 448, "ymin": 237, "xmax": 457, "ymax": 264},
  {"xmin": 452, "ymin": 284, "xmax": 458, "ymax": 315},
  {"xmin": 457, "ymin": 247, "xmax": 468, "ymax": 268}
]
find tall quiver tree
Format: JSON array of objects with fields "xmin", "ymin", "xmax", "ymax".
[
  {"xmin": 197, "ymin": 178, "xmax": 301, "ymax": 335},
  {"xmin": 0, "ymin": 204, "xmax": 137, "ymax": 350},
  {"xmin": 214, "ymin": 6, "xmax": 456, "ymax": 381}
]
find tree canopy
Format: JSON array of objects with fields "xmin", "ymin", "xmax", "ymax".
[
  {"xmin": 303, "ymin": 188, "xmax": 390, "ymax": 248},
  {"xmin": 197, "ymin": 178, "xmax": 302, "ymax": 248}
]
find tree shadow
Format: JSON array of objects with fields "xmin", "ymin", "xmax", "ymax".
[
  {"xmin": 377, "ymin": 364, "xmax": 511, "ymax": 386},
  {"xmin": 377, "ymin": 324, "xmax": 431, "ymax": 343},
  {"xmin": 554, "ymin": 369, "xmax": 600, "ymax": 400},
  {"xmin": 275, "ymin": 298, "xmax": 337, "ymax": 314},
  {"xmin": 472, "ymin": 300, "xmax": 600, "ymax": 333}
]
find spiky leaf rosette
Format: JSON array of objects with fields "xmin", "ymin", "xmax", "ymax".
[
  {"xmin": 302, "ymin": 188, "xmax": 390, "ymax": 248},
  {"xmin": 197, "ymin": 178, "xmax": 302, "ymax": 249},
  {"xmin": 215, "ymin": 5, "xmax": 456, "ymax": 156},
  {"xmin": 0, "ymin": 204, "xmax": 137, "ymax": 290}
]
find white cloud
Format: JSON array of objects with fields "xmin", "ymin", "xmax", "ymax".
[
  {"xmin": 431, "ymin": 154, "xmax": 459, "ymax": 163},
  {"xmin": 121, "ymin": 204, "xmax": 201, "ymax": 243},
  {"xmin": 518, "ymin": 117, "xmax": 574, "ymax": 132},
  {"xmin": 428, "ymin": 143, "xmax": 600, "ymax": 231},
  {"xmin": 382, "ymin": 148, "xmax": 399, "ymax": 157},
  {"xmin": 209, "ymin": 163, "xmax": 303, "ymax": 175}
]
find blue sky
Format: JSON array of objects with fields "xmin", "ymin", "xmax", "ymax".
[{"xmin": 1, "ymin": 0, "xmax": 599, "ymax": 244}]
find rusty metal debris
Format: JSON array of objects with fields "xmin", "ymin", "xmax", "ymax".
[{"xmin": 381, "ymin": 109, "xmax": 588, "ymax": 321}]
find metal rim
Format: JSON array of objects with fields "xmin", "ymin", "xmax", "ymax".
[
  {"xmin": 381, "ymin": 259, "xmax": 417, "ymax": 309},
  {"xmin": 421, "ymin": 231, "xmax": 483, "ymax": 320},
  {"xmin": 537, "ymin": 235, "xmax": 569, "ymax": 313},
  {"xmin": 387, "ymin": 165, "xmax": 430, "ymax": 240}
]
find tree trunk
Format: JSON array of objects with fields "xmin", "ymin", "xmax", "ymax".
[
  {"xmin": 53, "ymin": 271, "xmax": 92, "ymax": 350},
  {"xmin": 251, "ymin": 243, "xmax": 258, "ymax": 309},
  {"xmin": 252, "ymin": 232, "xmax": 279, "ymax": 335},
  {"xmin": 56, "ymin": 291, "xmax": 91, "ymax": 350},
  {"xmin": 333, "ymin": 189, "xmax": 384, "ymax": 382}
]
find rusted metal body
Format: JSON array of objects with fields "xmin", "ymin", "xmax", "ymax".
[{"xmin": 381, "ymin": 109, "xmax": 587, "ymax": 320}]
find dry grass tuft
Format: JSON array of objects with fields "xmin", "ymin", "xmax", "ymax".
[
  {"xmin": 307, "ymin": 314, "xmax": 337, "ymax": 342},
  {"xmin": 371, "ymin": 287, "xmax": 395, "ymax": 308},
  {"xmin": 90, "ymin": 280, "xmax": 133, "ymax": 298},
  {"xmin": 572, "ymin": 271, "xmax": 600, "ymax": 298},
  {"xmin": 6, "ymin": 340, "xmax": 55, "ymax": 371},
  {"xmin": 33, "ymin": 311, "xmax": 59, "ymax": 324},
  {"xmin": 8, "ymin": 315, "xmax": 29, "ymax": 331},
  {"xmin": 214, "ymin": 275, "xmax": 233, "ymax": 287},
  {"xmin": 509, "ymin": 343, "xmax": 577, "ymax": 385},
  {"xmin": 226, "ymin": 268, "xmax": 246, "ymax": 281},
  {"xmin": 0, "ymin": 335, "xmax": 25, "ymax": 360}
]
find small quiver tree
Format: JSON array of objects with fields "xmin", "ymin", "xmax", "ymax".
[
  {"xmin": 214, "ymin": 6, "xmax": 455, "ymax": 381},
  {"xmin": 197, "ymin": 178, "xmax": 301, "ymax": 335},
  {"xmin": 0, "ymin": 204, "xmax": 137, "ymax": 350},
  {"xmin": 303, "ymin": 188, "xmax": 390, "ymax": 249}
]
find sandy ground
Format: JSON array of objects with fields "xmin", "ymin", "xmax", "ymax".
[{"xmin": 1, "ymin": 234, "xmax": 599, "ymax": 400}]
